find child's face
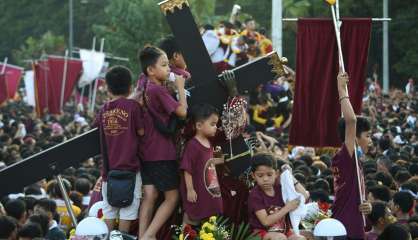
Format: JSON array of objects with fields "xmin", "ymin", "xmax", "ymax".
[
  {"xmin": 149, "ymin": 53, "xmax": 170, "ymax": 82},
  {"xmin": 357, "ymin": 130, "xmax": 372, "ymax": 154},
  {"xmin": 252, "ymin": 165, "xmax": 277, "ymax": 191},
  {"xmin": 196, "ymin": 114, "xmax": 219, "ymax": 138},
  {"xmin": 173, "ymin": 52, "xmax": 187, "ymax": 70}
]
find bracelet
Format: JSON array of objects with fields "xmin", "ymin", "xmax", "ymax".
[{"xmin": 339, "ymin": 96, "xmax": 349, "ymax": 102}]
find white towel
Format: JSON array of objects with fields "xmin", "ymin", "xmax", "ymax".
[{"xmin": 281, "ymin": 169, "xmax": 307, "ymax": 235}]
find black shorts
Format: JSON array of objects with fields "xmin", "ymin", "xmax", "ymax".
[{"xmin": 141, "ymin": 160, "xmax": 179, "ymax": 192}]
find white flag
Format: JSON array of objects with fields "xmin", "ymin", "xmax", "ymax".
[
  {"xmin": 78, "ymin": 49, "xmax": 105, "ymax": 88},
  {"xmin": 24, "ymin": 70, "xmax": 35, "ymax": 106}
]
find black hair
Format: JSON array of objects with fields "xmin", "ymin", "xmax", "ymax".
[
  {"xmin": 105, "ymin": 65, "xmax": 132, "ymax": 96},
  {"xmin": 375, "ymin": 172, "xmax": 394, "ymax": 188},
  {"xmin": 74, "ymin": 178, "xmax": 91, "ymax": 196},
  {"xmin": 368, "ymin": 201, "xmax": 387, "ymax": 225},
  {"xmin": 337, "ymin": 116, "xmax": 371, "ymax": 142},
  {"xmin": 369, "ymin": 185, "xmax": 391, "ymax": 202},
  {"xmin": 313, "ymin": 178, "xmax": 330, "ymax": 194},
  {"xmin": 393, "ymin": 191, "xmax": 414, "ymax": 214},
  {"xmin": 5, "ymin": 199, "xmax": 26, "ymax": 221},
  {"xmin": 251, "ymin": 153, "xmax": 276, "ymax": 172},
  {"xmin": 395, "ymin": 170, "xmax": 412, "ymax": 184},
  {"xmin": 22, "ymin": 197, "xmax": 37, "ymax": 215},
  {"xmin": 401, "ymin": 181, "xmax": 418, "ymax": 195},
  {"xmin": 202, "ymin": 24, "xmax": 214, "ymax": 31},
  {"xmin": 377, "ymin": 223, "xmax": 411, "ymax": 240},
  {"xmin": 24, "ymin": 184, "xmax": 43, "ymax": 196},
  {"xmin": 28, "ymin": 214, "xmax": 50, "ymax": 237},
  {"xmin": 0, "ymin": 216, "xmax": 17, "ymax": 239},
  {"xmin": 138, "ymin": 46, "xmax": 165, "ymax": 76},
  {"xmin": 189, "ymin": 103, "xmax": 219, "ymax": 124},
  {"xmin": 159, "ymin": 35, "xmax": 181, "ymax": 60},
  {"xmin": 35, "ymin": 198, "xmax": 57, "ymax": 215},
  {"xmin": 409, "ymin": 163, "xmax": 418, "ymax": 176},
  {"xmin": 379, "ymin": 135, "xmax": 392, "ymax": 151},
  {"xmin": 17, "ymin": 223, "xmax": 43, "ymax": 239},
  {"xmin": 299, "ymin": 155, "xmax": 313, "ymax": 166}
]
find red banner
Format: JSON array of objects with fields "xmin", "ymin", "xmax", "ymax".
[
  {"xmin": 0, "ymin": 64, "xmax": 23, "ymax": 104},
  {"xmin": 0, "ymin": 74, "xmax": 7, "ymax": 104},
  {"xmin": 34, "ymin": 57, "xmax": 82, "ymax": 116},
  {"xmin": 289, "ymin": 18, "xmax": 372, "ymax": 147}
]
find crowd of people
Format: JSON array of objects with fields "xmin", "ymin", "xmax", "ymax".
[{"xmin": 0, "ymin": 16, "xmax": 417, "ymax": 240}]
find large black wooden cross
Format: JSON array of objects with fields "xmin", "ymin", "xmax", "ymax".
[
  {"xmin": 0, "ymin": 0, "xmax": 287, "ymax": 197},
  {"xmin": 159, "ymin": 0, "xmax": 287, "ymax": 175}
]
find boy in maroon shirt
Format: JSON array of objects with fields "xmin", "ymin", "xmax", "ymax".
[
  {"xmin": 180, "ymin": 104, "xmax": 223, "ymax": 226},
  {"xmin": 158, "ymin": 35, "xmax": 191, "ymax": 80},
  {"xmin": 332, "ymin": 72, "xmax": 373, "ymax": 239},
  {"xmin": 96, "ymin": 66, "xmax": 143, "ymax": 233},
  {"xmin": 248, "ymin": 154, "xmax": 309, "ymax": 240},
  {"xmin": 137, "ymin": 46, "xmax": 187, "ymax": 240}
]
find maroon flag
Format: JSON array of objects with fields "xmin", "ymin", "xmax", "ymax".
[
  {"xmin": 0, "ymin": 74, "xmax": 7, "ymax": 104},
  {"xmin": 289, "ymin": 18, "xmax": 372, "ymax": 147},
  {"xmin": 0, "ymin": 64, "xmax": 23, "ymax": 104},
  {"xmin": 34, "ymin": 57, "xmax": 82, "ymax": 116}
]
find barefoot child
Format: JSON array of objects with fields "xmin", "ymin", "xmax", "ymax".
[
  {"xmin": 137, "ymin": 46, "xmax": 187, "ymax": 240},
  {"xmin": 180, "ymin": 103, "xmax": 223, "ymax": 226}
]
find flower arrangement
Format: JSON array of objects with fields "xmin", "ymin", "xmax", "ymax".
[
  {"xmin": 301, "ymin": 201, "xmax": 332, "ymax": 231},
  {"xmin": 173, "ymin": 216, "xmax": 260, "ymax": 240}
]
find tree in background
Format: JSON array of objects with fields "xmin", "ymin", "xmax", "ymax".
[{"xmin": 13, "ymin": 32, "xmax": 66, "ymax": 67}]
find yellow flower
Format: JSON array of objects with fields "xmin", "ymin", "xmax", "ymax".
[
  {"xmin": 209, "ymin": 216, "xmax": 217, "ymax": 223},
  {"xmin": 202, "ymin": 222, "xmax": 214, "ymax": 232}
]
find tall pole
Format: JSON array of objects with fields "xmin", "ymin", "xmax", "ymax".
[
  {"xmin": 69, "ymin": 0, "xmax": 74, "ymax": 58},
  {"xmin": 383, "ymin": 0, "xmax": 389, "ymax": 93},
  {"xmin": 272, "ymin": 0, "xmax": 283, "ymax": 56}
]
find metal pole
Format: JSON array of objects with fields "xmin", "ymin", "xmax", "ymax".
[
  {"xmin": 282, "ymin": 17, "xmax": 392, "ymax": 21},
  {"xmin": 60, "ymin": 50, "xmax": 69, "ymax": 112},
  {"xmin": 1, "ymin": 57, "xmax": 8, "ymax": 74},
  {"xmin": 383, "ymin": 0, "xmax": 389, "ymax": 93},
  {"xmin": 272, "ymin": 0, "xmax": 283, "ymax": 56},
  {"xmin": 90, "ymin": 39, "xmax": 105, "ymax": 112},
  {"xmin": 69, "ymin": 0, "xmax": 74, "ymax": 58},
  {"xmin": 56, "ymin": 175, "xmax": 78, "ymax": 227}
]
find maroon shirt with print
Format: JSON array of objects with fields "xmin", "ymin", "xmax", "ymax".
[
  {"xmin": 137, "ymin": 76, "xmax": 180, "ymax": 162},
  {"xmin": 332, "ymin": 145, "xmax": 366, "ymax": 239},
  {"xmin": 248, "ymin": 182, "xmax": 286, "ymax": 231},
  {"xmin": 97, "ymin": 98, "xmax": 143, "ymax": 180},
  {"xmin": 180, "ymin": 138, "xmax": 223, "ymax": 220}
]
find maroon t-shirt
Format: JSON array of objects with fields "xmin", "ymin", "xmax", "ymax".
[
  {"xmin": 248, "ymin": 182, "xmax": 285, "ymax": 230},
  {"xmin": 97, "ymin": 98, "xmax": 143, "ymax": 180},
  {"xmin": 180, "ymin": 138, "xmax": 223, "ymax": 220},
  {"xmin": 331, "ymin": 145, "xmax": 366, "ymax": 239},
  {"xmin": 137, "ymin": 76, "xmax": 180, "ymax": 161}
]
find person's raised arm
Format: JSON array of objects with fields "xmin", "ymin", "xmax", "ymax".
[
  {"xmin": 174, "ymin": 75, "xmax": 187, "ymax": 118},
  {"xmin": 338, "ymin": 72, "xmax": 357, "ymax": 157}
]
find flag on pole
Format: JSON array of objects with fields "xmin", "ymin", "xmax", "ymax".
[
  {"xmin": 78, "ymin": 49, "xmax": 105, "ymax": 88},
  {"xmin": 289, "ymin": 18, "xmax": 372, "ymax": 147},
  {"xmin": 0, "ymin": 63, "xmax": 23, "ymax": 103},
  {"xmin": 33, "ymin": 57, "xmax": 82, "ymax": 116}
]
